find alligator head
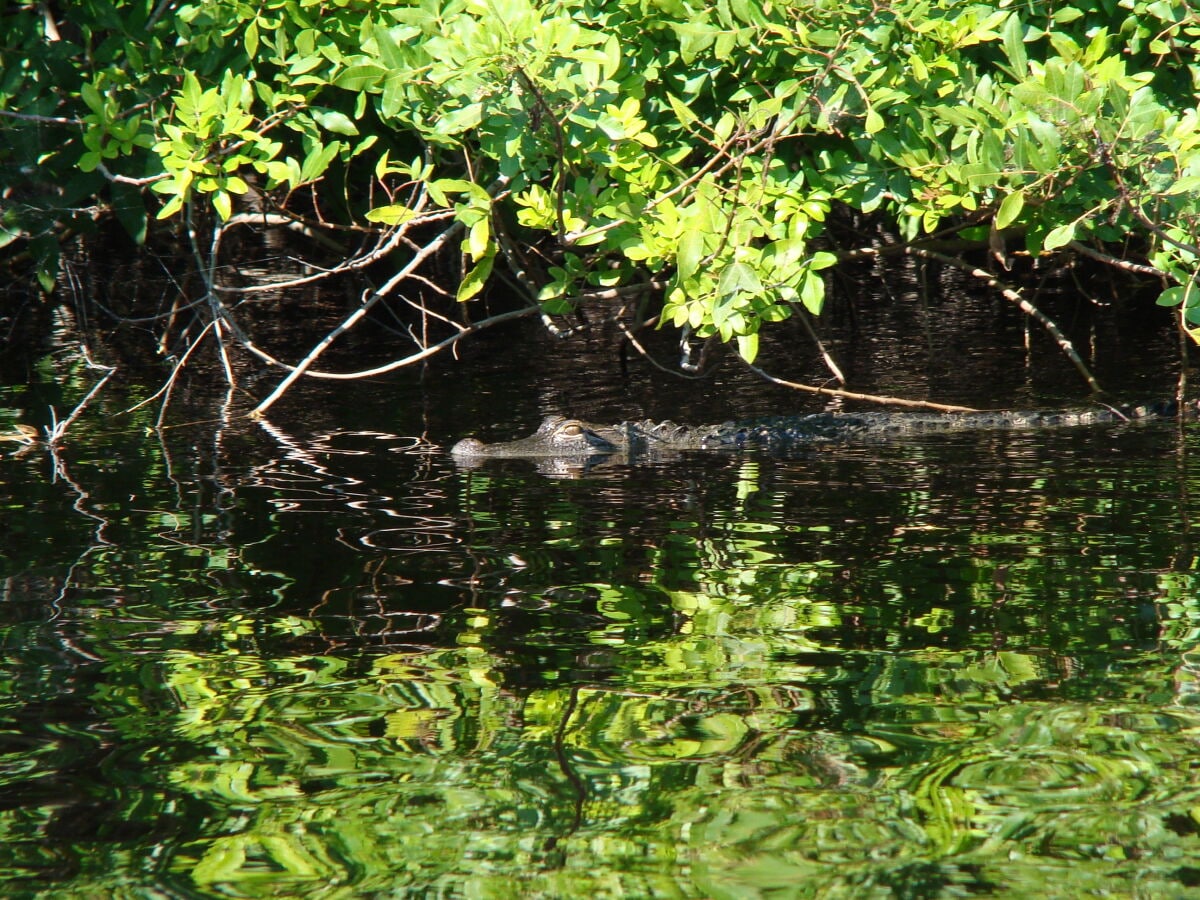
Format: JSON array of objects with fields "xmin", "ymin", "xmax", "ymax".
[{"xmin": 450, "ymin": 415, "xmax": 624, "ymax": 459}]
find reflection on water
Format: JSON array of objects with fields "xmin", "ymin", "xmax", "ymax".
[{"xmin": 3, "ymin": 381, "xmax": 1200, "ymax": 896}]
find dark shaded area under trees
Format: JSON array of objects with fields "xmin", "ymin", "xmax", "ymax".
[{"xmin": 1, "ymin": 0, "xmax": 1199, "ymax": 430}]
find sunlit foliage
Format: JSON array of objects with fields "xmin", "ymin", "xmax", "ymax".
[{"xmin": 2, "ymin": 0, "xmax": 1199, "ymax": 360}]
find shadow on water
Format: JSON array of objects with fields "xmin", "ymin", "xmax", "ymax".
[{"xmin": 3, "ymin": 258, "xmax": 1200, "ymax": 897}]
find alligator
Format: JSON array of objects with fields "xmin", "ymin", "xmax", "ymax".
[{"xmin": 450, "ymin": 400, "xmax": 1193, "ymax": 462}]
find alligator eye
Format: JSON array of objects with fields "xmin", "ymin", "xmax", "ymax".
[{"xmin": 560, "ymin": 424, "xmax": 583, "ymax": 437}]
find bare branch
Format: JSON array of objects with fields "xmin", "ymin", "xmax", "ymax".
[
  {"xmin": 1067, "ymin": 240, "xmax": 1161, "ymax": 277},
  {"xmin": 45, "ymin": 347, "xmax": 117, "ymax": 445},
  {"xmin": 796, "ymin": 309, "xmax": 846, "ymax": 384},
  {"xmin": 0, "ymin": 108, "xmax": 78, "ymax": 125},
  {"xmin": 122, "ymin": 317, "xmax": 219, "ymax": 419},
  {"xmin": 250, "ymin": 178, "xmax": 513, "ymax": 414},
  {"xmin": 744, "ymin": 364, "xmax": 981, "ymax": 412},
  {"xmin": 614, "ymin": 314, "xmax": 708, "ymax": 380},
  {"xmin": 514, "ymin": 67, "xmax": 569, "ymax": 243},
  {"xmin": 215, "ymin": 200, "xmax": 453, "ymax": 294},
  {"xmin": 851, "ymin": 245, "xmax": 1103, "ymax": 394}
]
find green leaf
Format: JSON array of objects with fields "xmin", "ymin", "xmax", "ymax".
[
  {"xmin": 676, "ymin": 230, "xmax": 705, "ymax": 281},
  {"xmin": 457, "ymin": 251, "xmax": 495, "ymax": 301},
  {"xmin": 717, "ymin": 261, "xmax": 762, "ymax": 297},
  {"xmin": 427, "ymin": 178, "xmax": 479, "ymax": 207},
  {"xmin": 36, "ymin": 265, "xmax": 56, "ymax": 293},
  {"xmin": 995, "ymin": 191, "xmax": 1024, "ymax": 230},
  {"xmin": 365, "ymin": 205, "xmax": 416, "ymax": 225},
  {"xmin": 714, "ymin": 112, "xmax": 736, "ymax": 143},
  {"xmin": 1156, "ymin": 286, "xmax": 1184, "ymax": 307},
  {"xmin": 1166, "ymin": 176, "xmax": 1200, "ymax": 196},
  {"xmin": 711, "ymin": 290, "xmax": 736, "ymax": 329},
  {"xmin": 799, "ymin": 270, "xmax": 825, "ymax": 315},
  {"xmin": 156, "ymin": 194, "xmax": 186, "ymax": 220},
  {"xmin": 467, "ymin": 217, "xmax": 490, "ymax": 261},
  {"xmin": 1000, "ymin": 13, "xmax": 1027, "ymax": 75},
  {"xmin": 299, "ymin": 142, "xmax": 339, "ymax": 183},
  {"xmin": 313, "ymin": 109, "xmax": 359, "ymax": 136},
  {"xmin": 212, "ymin": 190, "xmax": 232, "ymax": 222},
  {"xmin": 180, "ymin": 71, "xmax": 203, "ymax": 113},
  {"xmin": 602, "ymin": 33, "xmax": 621, "ymax": 81},
  {"xmin": 1041, "ymin": 222, "xmax": 1076, "ymax": 251},
  {"xmin": 436, "ymin": 103, "xmax": 483, "ymax": 137},
  {"xmin": 333, "ymin": 64, "xmax": 387, "ymax": 91},
  {"xmin": 678, "ymin": 20, "xmax": 716, "ymax": 64},
  {"xmin": 541, "ymin": 296, "xmax": 574, "ymax": 315},
  {"xmin": 81, "ymin": 82, "xmax": 105, "ymax": 116},
  {"xmin": 808, "ymin": 251, "xmax": 838, "ymax": 271},
  {"xmin": 245, "ymin": 20, "xmax": 259, "ymax": 58},
  {"xmin": 0, "ymin": 220, "xmax": 20, "ymax": 251},
  {"xmin": 736, "ymin": 332, "xmax": 759, "ymax": 364},
  {"xmin": 1052, "ymin": 7, "xmax": 1083, "ymax": 22}
]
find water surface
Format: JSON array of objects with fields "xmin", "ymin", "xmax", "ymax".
[{"xmin": 2, "ymin": 283, "xmax": 1199, "ymax": 898}]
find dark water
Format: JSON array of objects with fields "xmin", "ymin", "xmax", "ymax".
[{"xmin": 3, "ymin": 279, "xmax": 1200, "ymax": 898}]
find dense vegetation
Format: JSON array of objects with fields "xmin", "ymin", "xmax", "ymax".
[{"xmin": 2, "ymin": 0, "xmax": 1199, "ymax": 409}]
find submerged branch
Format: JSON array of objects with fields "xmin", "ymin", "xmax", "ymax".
[
  {"xmin": 911, "ymin": 246, "xmax": 1101, "ymax": 393},
  {"xmin": 123, "ymin": 317, "xmax": 220, "ymax": 423}
]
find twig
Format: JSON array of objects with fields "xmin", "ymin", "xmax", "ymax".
[
  {"xmin": 92, "ymin": 162, "xmax": 170, "ymax": 187},
  {"xmin": 255, "ymin": 306, "xmax": 542, "ymax": 382},
  {"xmin": 1098, "ymin": 135, "xmax": 1200, "ymax": 261},
  {"xmin": 212, "ymin": 316, "xmax": 236, "ymax": 387},
  {"xmin": 251, "ymin": 178, "xmax": 511, "ymax": 414},
  {"xmin": 122, "ymin": 317, "xmax": 218, "ymax": 415},
  {"xmin": 744, "ymin": 364, "xmax": 981, "ymax": 412},
  {"xmin": 582, "ymin": 280, "xmax": 669, "ymax": 302},
  {"xmin": 489, "ymin": 208, "xmax": 549, "ymax": 314},
  {"xmin": 514, "ymin": 67, "xmax": 569, "ymax": 243},
  {"xmin": 0, "ymin": 108, "xmax": 78, "ymax": 125},
  {"xmin": 613, "ymin": 315, "xmax": 707, "ymax": 379},
  {"xmin": 854, "ymin": 245, "xmax": 1103, "ymax": 393},
  {"xmin": 215, "ymin": 202, "xmax": 452, "ymax": 294},
  {"xmin": 249, "ymin": 234, "xmax": 461, "ymax": 412},
  {"xmin": 146, "ymin": 0, "xmax": 176, "ymax": 29},
  {"xmin": 45, "ymin": 348, "xmax": 117, "ymax": 445},
  {"xmin": 796, "ymin": 309, "xmax": 846, "ymax": 384},
  {"xmin": 1067, "ymin": 240, "xmax": 1161, "ymax": 277},
  {"xmin": 564, "ymin": 129, "xmax": 747, "ymax": 246}
]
